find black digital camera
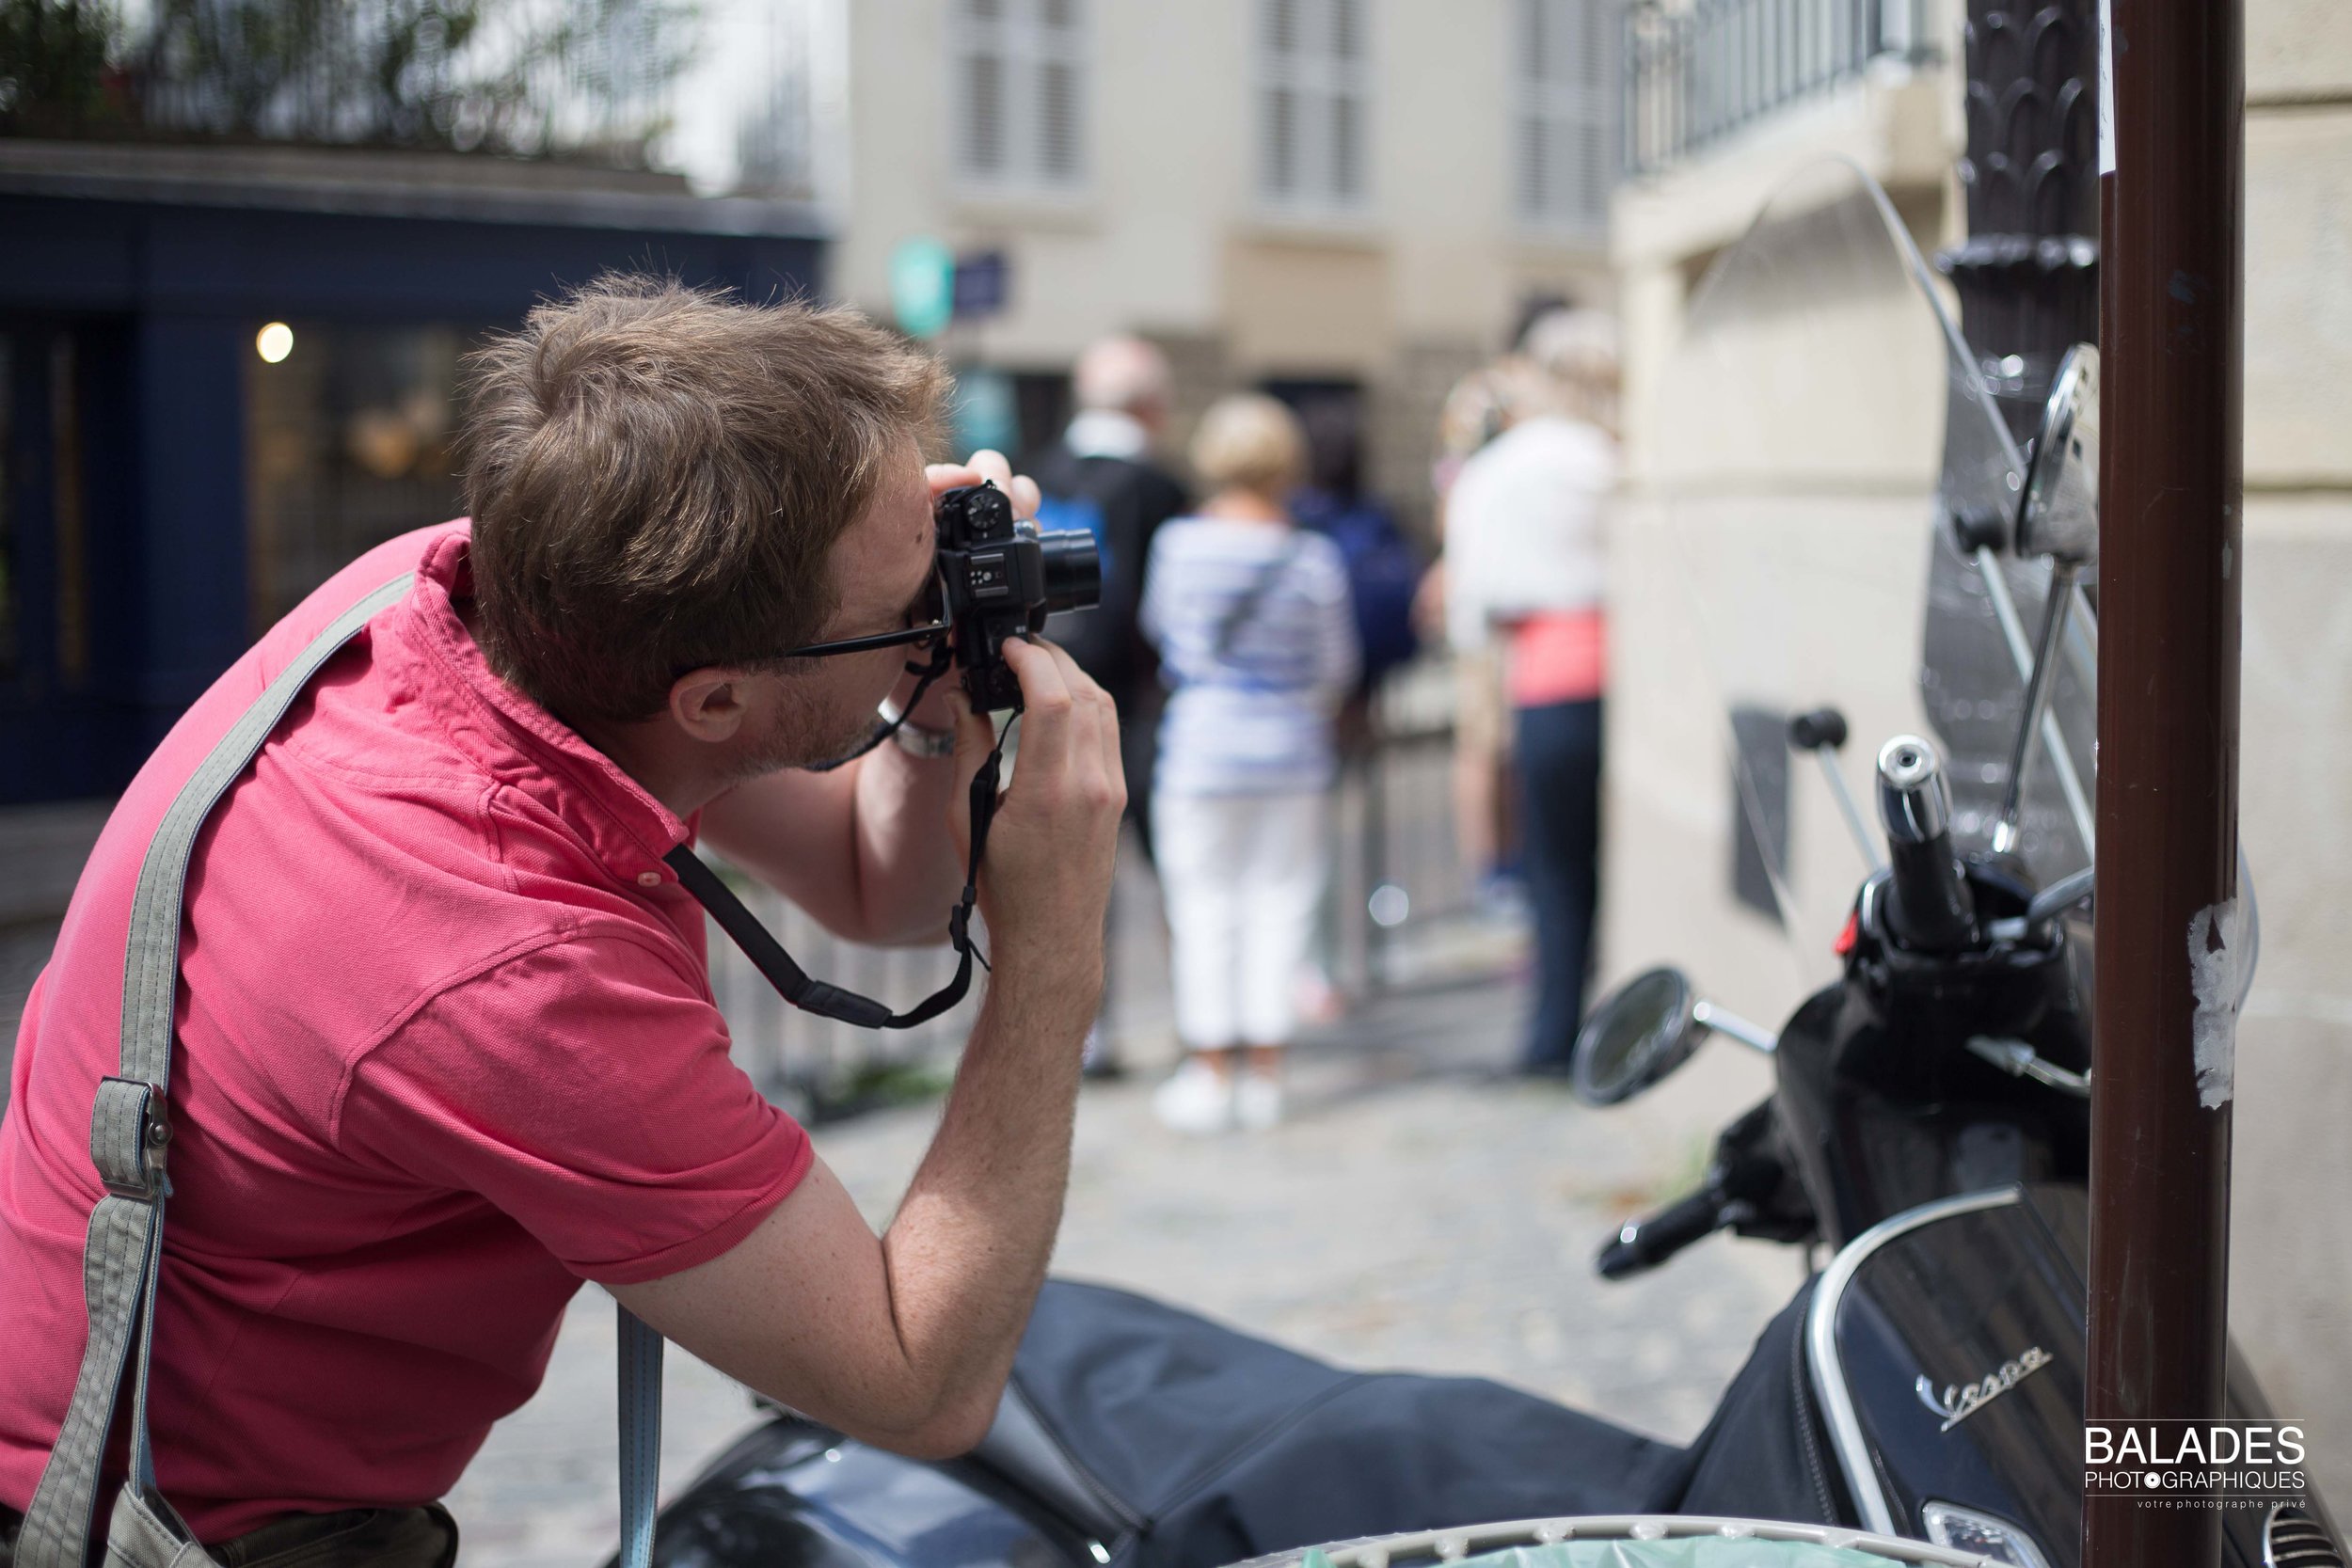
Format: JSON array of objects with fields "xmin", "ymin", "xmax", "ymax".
[{"xmin": 933, "ymin": 482, "xmax": 1101, "ymax": 711}]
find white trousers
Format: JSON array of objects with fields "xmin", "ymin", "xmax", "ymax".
[{"xmin": 1152, "ymin": 789, "xmax": 1330, "ymax": 1050}]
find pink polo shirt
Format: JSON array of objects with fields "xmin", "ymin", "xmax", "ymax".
[{"xmin": 0, "ymin": 524, "xmax": 812, "ymax": 1540}]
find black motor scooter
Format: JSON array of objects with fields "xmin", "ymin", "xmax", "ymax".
[{"xmin": 631, "ymin": 164, "xmax": 2341, "ymax": 1568}]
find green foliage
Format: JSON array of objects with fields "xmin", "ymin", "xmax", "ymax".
[
  {"xmin": 1, "ymin": 0, "xmax": 700, "ymax": 166},
  {"xmin": 0, "ymin": 0, "xmax": 126, "ymax": 136}
]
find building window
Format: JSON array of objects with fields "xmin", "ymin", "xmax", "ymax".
[
  {"xmin": 1515, "ymin": 0, "xmax": 1616, "ymax": 237},
  {"xmin": 245, "ymin": 325, "xmax": 469, "ymax": 632},
  {"xmin": 1256, "ymin": 0, "xmax": 1372, "ymax": 215},
  {"xmin": 951, "ymin": 0, "xmax": 1089, "ymax": 192}
]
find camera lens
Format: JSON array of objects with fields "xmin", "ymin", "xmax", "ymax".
[{"xmin": 1036, "ymin": 529, "xmax": 1102, "ymax": 615}]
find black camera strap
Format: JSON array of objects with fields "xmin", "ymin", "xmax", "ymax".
[{"xmin": 664, "ymin": 674, "xmax": 1016, "ymax": 1032}]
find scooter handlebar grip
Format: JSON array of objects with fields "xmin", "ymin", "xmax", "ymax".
[
  {"xmin": 1875, "ymin": 736, "xmax": 1976, "ymax": 951},
  {"xmin": 1597, "ymin": 1186, "xmax": 1725, "ymax": 1279}
]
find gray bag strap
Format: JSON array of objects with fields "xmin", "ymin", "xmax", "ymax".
[
  {"xmin": 616, "ymin": 1308, "xmax": 664, "ymax": 1568},
  {"xmin": 19, "ymin": 567, "xmax": 673, "ymax": 1568},
  {"xmin": 1209, "ymin": 536, "xmax": 1305, "ymax": 661},
  {"xmin": 18, "ymin": 578, "xmax": 413, "ymax": 1568}
]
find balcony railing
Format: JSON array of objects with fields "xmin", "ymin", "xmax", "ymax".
[{"xmin": 1622, "ymin": 0, "xmax": 1933, "ymax": 178}]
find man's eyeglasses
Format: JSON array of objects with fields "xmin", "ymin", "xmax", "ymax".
[{"xmin": 770, "ymin": 571, "xmax": 948, "ymax": 661}]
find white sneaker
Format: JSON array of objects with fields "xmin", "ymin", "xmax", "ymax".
[
  {"xmin": 1234, "ymin": 1072, "xmax": 1284, "ymax": 1132},
  {"xmin": 1152, "ymin": 1057, "xmax": 1235, "ymax": 1134}
]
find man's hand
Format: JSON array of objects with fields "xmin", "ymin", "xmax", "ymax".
[
  {"xmin": 960, "ymin": 637, "xmax": 1124, "ymax": 1004},
  {"xmin": 898, "ymin": 450, "xmax": 1042, "ymax": 731}
]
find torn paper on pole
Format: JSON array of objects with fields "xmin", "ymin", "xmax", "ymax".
[{"xmin": 2188, "ymin": 897, "xmax": 2249, "ymax": 1110}]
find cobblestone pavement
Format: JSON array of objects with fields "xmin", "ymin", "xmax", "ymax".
[{"xmin": 443, "ymin": 974, "xmax": 1802, "ymax": 1568}]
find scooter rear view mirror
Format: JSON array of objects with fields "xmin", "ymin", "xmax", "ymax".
[
  {"xmin": 1571, "ymin": 968, "xmax": 1704, "ymax": 1105},
  {"xmin": 1989, "ymin": 341, "xmax": 2099, "ymax": 856},
  {"xmin": 2016, "ymin": 342, "xmax": 2100, "ymax": 570},
  {"xmin": 1572, "ymin": 969, "xmax": 1783, "ymax": 1106}
]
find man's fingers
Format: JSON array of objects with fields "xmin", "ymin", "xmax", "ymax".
[
  {"xmin": 933, "ymin": 453, "xmax": 1040, "ymax": 520},
  {"xmin": 999, "ymin": 637, "xmax": 1074, "ymax": 723},
  {"xmin": 965, "ymin": 449, "xmax": 1015, "ymax": 494},
  {"xmin": 998, "ymin": 639, "xmax": 1121, "ymax": 819},
  {"xmin": 926, "ymin": 462, "xmax": 980, "ymax": 497}
]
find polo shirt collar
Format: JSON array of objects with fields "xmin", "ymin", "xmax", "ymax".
[{"xmin": 392, "ymin": 528, "xmax": 691, "ymax": 885}]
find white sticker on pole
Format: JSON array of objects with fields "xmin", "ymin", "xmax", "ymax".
[
  {"xmin": 2189, "ymin": 898, "xmax": 2247, "ymax": 1109},
  {"xmin": 2099, "ymin": 0, "xmax": 2117, "ymax": 175}
]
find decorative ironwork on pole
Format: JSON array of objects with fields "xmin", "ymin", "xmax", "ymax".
[{"xmin": 1937, "ymin": 0, "xmax": 2103, "ymax": 442}]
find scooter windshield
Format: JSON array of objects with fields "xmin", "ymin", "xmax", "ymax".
[{"xmin": 1652, "ymin": 158, "xmax": 2096, "ymax": 974}]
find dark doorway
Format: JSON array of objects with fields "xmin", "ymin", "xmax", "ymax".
[
  {"xmin": 1010, "ymin": 369, "xmax": 1074, "ymax": 470},
  {"xmin": 0, "ymin": 316, "xmax": 138, "ymax": 804},
  {"xmin": 1260, "ymin": 377, "xmax": 1366, "ymax": 497}
]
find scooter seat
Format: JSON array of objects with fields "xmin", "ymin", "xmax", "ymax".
[{"xmin": 969, "ymin": 1280, "xmax": 1693, "ymax": 1568}]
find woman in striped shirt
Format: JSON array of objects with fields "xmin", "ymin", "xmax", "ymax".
[{"xmin": 1140, "ymin": 394, "xmax": 1359, "ymax": 1133}]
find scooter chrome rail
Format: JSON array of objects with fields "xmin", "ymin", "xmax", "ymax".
[{"xmin": 1226, "ymin": 1515, "xmax": 1997, "ymax": 1568}]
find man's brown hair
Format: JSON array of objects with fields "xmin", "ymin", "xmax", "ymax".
[{"xmin": 458, "ymin": 275, "xmax": 948, "ymax": 723}]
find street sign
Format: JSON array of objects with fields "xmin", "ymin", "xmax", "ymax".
[{"xmin": 952, "ymin": 249, "xmax": 1009, "ymax": 320}]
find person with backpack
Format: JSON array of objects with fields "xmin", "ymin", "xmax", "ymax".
[
  {"xmin": 1140, "ymin": 395, "xmax": 1359, "ymax": 1133},
  {"xmin": 1286, "ymin": 397, "xmax": 1423, "ymax": 703},
  {"xmin": 1031, "ymin": 337, "xmax": 1192, "ymax": 1078}
]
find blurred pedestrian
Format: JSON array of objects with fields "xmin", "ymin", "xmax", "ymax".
[
  {"xmin": 1442, "ymin": 310, "xmax": 1620, "ymax": 1075},
  {"xmin": 1284, "ymin": 396, "xmax": 1425, "ymax": 1026},
  {"xmin": 1289, "ymin": 396, "xmax": 1423, "ymax": 704},
  {"xmin": 1142, "ymin": 394, "xmax": 1359, "ymax": 1132},
  {"xmin": 1034, "ymin": 336, "xmax": 1191, "ymax": 1077},
  {"xmin": 1421, "ymin": 368, "xmax": 1517, "ymax": 910}
]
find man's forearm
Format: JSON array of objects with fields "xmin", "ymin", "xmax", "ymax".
[
  {"xmin": 846, "ymin": 736, "xmax": 968, "ymax": 943},
  {"xmin": 873, "ymin": 948, "xmax": 1096, "ymax": 1444}
]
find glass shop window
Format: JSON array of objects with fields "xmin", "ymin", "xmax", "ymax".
[{"xmin": 245, "ymin": 323, "xmax": 472, "ymax": 631}]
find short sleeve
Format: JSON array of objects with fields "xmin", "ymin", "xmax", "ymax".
[{"xmin": 336, "ymin": 931, "xmax": 813, "ymax": 1286}]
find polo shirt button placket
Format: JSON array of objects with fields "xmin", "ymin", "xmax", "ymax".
[{"xmin": 636, "ymin": 871, "xmax": 662, "ymax": 888}]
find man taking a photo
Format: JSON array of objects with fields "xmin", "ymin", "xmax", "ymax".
[{"xmin": 0, "ymin": 276, "xmax": 1124, "ymax": 1566}]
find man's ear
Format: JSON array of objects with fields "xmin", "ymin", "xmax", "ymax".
[{"xmin": 667, "ymin": 668, "xmax": 752, "ymax": 744}]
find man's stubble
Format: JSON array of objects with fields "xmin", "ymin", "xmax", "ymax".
[{"xmin": 733, "ymin": 669, "xmax": 885, "ymax": 781}]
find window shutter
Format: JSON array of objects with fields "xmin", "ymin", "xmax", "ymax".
[
  {"xmin": 955, "ymin": 0, "xmax": 1007, "ymax": 178},
  {"xmin": 1257, "ymin": 0, "xmax": 1369, "ymax": 213},
  {"xmin": 1034, "ymin": 0, "xmax": 1086, "ymax": 184},
  {"xmin": 952, "ymin": 0, "xmax": 1087, "ymax": 190},
  {"xmin": 1514, "ymin": 0, "xmax": 1613, "ymax": 233},
  {"xmin": 1329, "ymin": 0, "xmax": 1364, "ymax": 199},
  {"xmin": 1264, "ymin": 85, "xmax": 1298, "ymax": 198},
  {"xmin": 963, "ymin": 48, "xmax": 1007, "ymax": 175},
  {"xmin": 1039, "ymin": 56, "xmax": 1081, "ymax": 181},
  {"xmin": 1265, "ymin": 0, "xmax": 1300, "ymax": 55}
]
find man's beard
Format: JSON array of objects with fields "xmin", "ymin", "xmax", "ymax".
[{"xmin": 729, "ymin": 680, "xmax": 885, "ymax": 781}]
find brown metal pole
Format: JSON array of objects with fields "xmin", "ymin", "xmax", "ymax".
[{"xmin": 2087, "ymin": 0, "xmax": 2244, "ymax": 1562}]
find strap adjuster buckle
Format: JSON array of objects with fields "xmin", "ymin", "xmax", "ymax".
[{"xmin": 92, "ymin": 1076, "xmax": 171, "ymax": 1202}]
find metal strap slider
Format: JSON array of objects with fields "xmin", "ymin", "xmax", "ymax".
[{"xmin": 91, "ymin": 1076, "xmax": 170, "ymax": 1202}]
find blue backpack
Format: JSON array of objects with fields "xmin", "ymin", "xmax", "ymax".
[{"xmin": 1292, "ymin": 488, "xmax": 1423, "ymax": 687}]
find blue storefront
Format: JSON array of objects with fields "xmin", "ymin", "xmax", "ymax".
[{"xmin": 0, "ymin": 144, "xmax": 824, "ymax": 805}]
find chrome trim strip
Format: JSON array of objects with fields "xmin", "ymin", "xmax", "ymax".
[
  {"xmin": 1224, "ymin": 1514, "xmax": 2004, "ymax": 1568},
  {"xmin": 1806, "ymin": 1187, "xmax": 2026, "ymax": 1538}
]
